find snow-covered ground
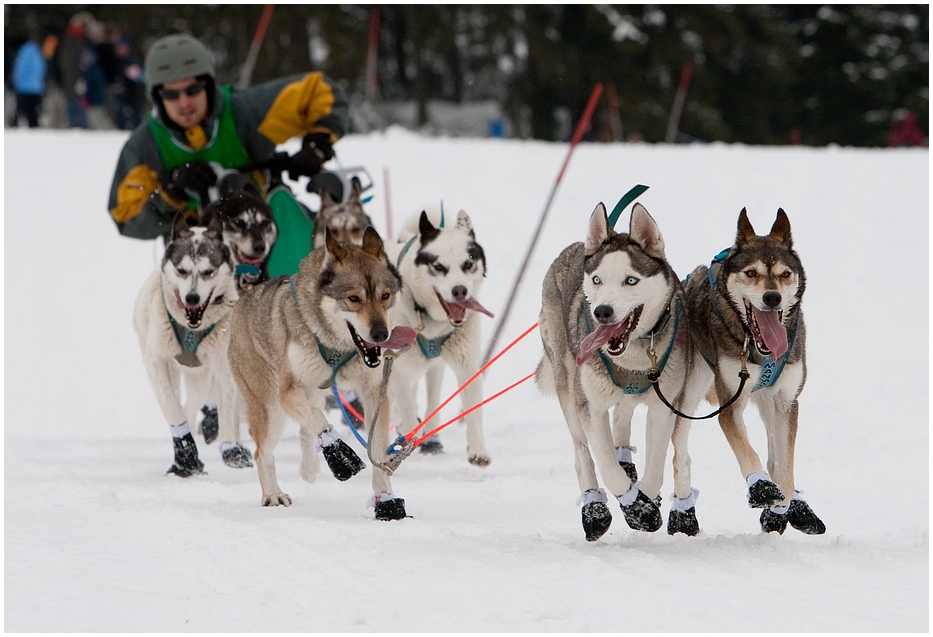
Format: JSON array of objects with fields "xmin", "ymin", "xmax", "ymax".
[{"xmin": 4, "ymin": 128, "xmax": 928, "ymax": 631}]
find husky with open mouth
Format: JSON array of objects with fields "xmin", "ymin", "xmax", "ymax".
[
  {"xmin": 200, "ymin": 175, "xmax": 277, "ymax": 292},
  {"xmin": 227, "ymin": 225, "xmax": 418, "ymax": 520},
  {"xmin": 133, "ymin": 212, "xmax": 253, "ymax": 478},
  {"xmin": 536, "ymin": 203, "xmax": 698, "ymax": 541},
  {"xmin": 680, "ymin": 208, "xmax": 825, "ymax": 535},
  {"xmin": 384, "ymin": 207, "xmax": 495, "ymax": 465}
]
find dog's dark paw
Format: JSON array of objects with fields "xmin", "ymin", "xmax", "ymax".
[
  {"xmin": 620, "ymin": 461, "xmax": 638, "ymax": 484},
  {"xmin": 619, "ymin": 491, "xmax": 663, "ymax": 532},
  {"xmin": 748, "ymin": 478, "xmax": 784, "ymax": 508},
  {"xmin": 199, "ymin": 405, "xmax": 218, "ymax": 444},
  {"xmin": 322, "ymin": 439, "xmax": 365, "ymax": 481},
  {"xmin": 582, "ymin": 501, "xmax": 613, "ymax": 541},
  {"xmin": 374, "ymin": 497, "xmax": 407, "ymax": 521},
  {"xmin": 787, "ymin": 499, "xmax": 826, "ymax": 535},
  {"xmin": 419, "ymin": 438, "xmax": 444, "ymax": 455},
  {"xmin": 667, "ymin": 507, "xmax": 700, "ymax": 536},
  {"xmin": 167, "ymin": 433, "xmax": 204, "ymax": 477},
  {"xmin": 760, "ymin": 508, "xmax": 788, "ymax": 534},
  {"xmin": 221, "ymin": 444, "xmax": 254, "ymax": 469}
]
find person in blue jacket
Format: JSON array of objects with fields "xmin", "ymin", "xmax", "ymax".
[{"xmin": 12, "ymin": 36, "xmax": 47, "ymax": 128}]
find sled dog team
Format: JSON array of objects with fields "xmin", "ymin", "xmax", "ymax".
[{"xmin": 134, "ymin": 183, "xmax": 825, "ymax": 538}]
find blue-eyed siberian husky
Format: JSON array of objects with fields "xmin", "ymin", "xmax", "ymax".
[
  {"xmin": 132, "ymin": 212, "xmax": 253, "ymax": 477},
  {"xmin": 536, "ymin": 203, "xmax": 698, "ymax": 541},
  {"xmin": 384, "ymin": 208, "xmax": 495, "ymax": 465}
]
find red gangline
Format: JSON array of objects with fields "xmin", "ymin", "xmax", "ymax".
[
  {"xmin": 411, "ymin": 371, "xmax": 536, "ymax": 447},
  {"xmin": 404, "ymin": 321, "xmax": 540, "ymax": 443}
]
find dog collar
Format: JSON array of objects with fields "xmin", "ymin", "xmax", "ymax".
[{"xmin": 582, "ymin": 297, "xmax": 681, "ymax": 395}]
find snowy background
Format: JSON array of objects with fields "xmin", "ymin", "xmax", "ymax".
[{"xmin": 4, "ymin": 128, "xmax": 929, "ymax": 631}]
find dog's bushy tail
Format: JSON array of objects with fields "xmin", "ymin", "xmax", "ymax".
[{"xmin": 534, "ymin": 357, "xmax": 556, "ymax": 397}]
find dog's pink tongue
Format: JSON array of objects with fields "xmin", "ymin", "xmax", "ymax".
[
  {"xmin": 576, "ymin": 324, "xmax": 617, "ymax": 366},
  {"xmin": 753, "ymin": 307, "xmax": 789, "ymax": 359},
  {"xmin": 373, "ymin": 326, "xmax": 418, "ymax": 350},
  {"xmin": 457, "ymin": 298, "xmax": 495, "ymax": 319}
]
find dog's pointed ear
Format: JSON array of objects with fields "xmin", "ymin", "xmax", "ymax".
[
  {"xmin": 361, "ymin": 226, "xmax": 385, "ymax": 258},
  {"xmin": 736, "ymin": 208, "xmax": 757, "ymax": 246},
  {"xmin": 769, "ymin": 208, "xmax": 793, "ymax": 247},
  {"xmin": 419, "ymin": 210, "xmax": 436, "ymax": 235},
  {"xmin": 324, "ymin": 226, "xmax": 348, "ymax": 262},
  {"xmin": 455, "ymin": 209, "xmax": 475, "ymax": 237},
  {"xmin": 171, "ymin": 209, "xmax": 195, "ymax": 241},
  {"xmin": 584, "ymin": 203, "xmax": 611, "ymax": 255},
  {"xmin": 320, "ymin": 186, "xmax": 336, "ymax": 209},
  {"xmin": 205, "ymin": 212, "xmax": 224, "ymax": 240},
  {"xmin": 348, "ymin": 176, "xmax": 363, "ymax": 205},
  {"xmin": 629, "ymin": 203, "xmax": 665, "ymax": 259}
]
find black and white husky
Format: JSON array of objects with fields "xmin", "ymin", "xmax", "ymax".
[
  {"xmin": 201, "ymin": 175, "xmax": 277, "ymax": 292},
  {"xmin": 132, "ymin": 212, "xmax": 253, "ymax": 476},
  {"xmin": 536, "ymin": 203, "xmax": 698, "ymax": 541},
  {"xmin": 384, "ymin": 207, "xmax": 495, "ymax": 465}
]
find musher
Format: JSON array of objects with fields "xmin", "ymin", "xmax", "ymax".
[{"xmin": 107, "ymin": 33, "xmax": 350, "ymax": 276}]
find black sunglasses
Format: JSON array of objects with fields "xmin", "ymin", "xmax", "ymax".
[{"xmin": 160, "ymin": 80, "xmax": 206, "ymax": 101}]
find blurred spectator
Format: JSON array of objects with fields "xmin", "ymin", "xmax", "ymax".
[
  {"xmin": 83, "ymin": 19, "xmax": 115, "ymax": 129},
  {"xmin": 12, "ymin": 35, "xmax": 46, "ymax": 127},
  {"xmin": 112, "ymin": 37, "xmax": 144, "ymax": 130},
  {"xmin": 59, "ymin": 12, "xmax": 94, "ymax": 128},
  {"xmin": 888, "ymin": 110, "xmax": 927, "ymax": 147}
]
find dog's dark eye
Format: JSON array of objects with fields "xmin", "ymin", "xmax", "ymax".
[
  {"xmin": 592, "ymin": 276, "xmax": 602, "ymax": 285},
  {"xmin": 201, "ymin": 269, "xmax": 216, "ymax": 279},
  {"xmin": 176, "ymin": 267, "xmax": 190, "ymax": 276},
  {"xmin": 348, "ymin": 295, "xmax": 361, "ymax": 303},
  {"xmin": 433, "ymin": 263, "xmax": 446, "ymax": 273},
  {"xmin": 381, "ymin": 292, "xmax": 391, "ymax": 301},
  {"xmin": 745, "ymin": 269, "xmax": 758, "ymax": 278},
  {"xmin": 463, "ymin": 259, "xmax": 474, "ymax": 270},
  {"xmin": 781, "ymin": 271, "xmax": 792, "ymax": 279},
  {"xmin": 625, "ymin": 276, "xmax": 639, "ymax": 285}
]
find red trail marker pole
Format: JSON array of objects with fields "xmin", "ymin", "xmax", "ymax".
[
  {"xmin": 238, "ymin": 5, "xmax": 275, "ymax": 89},
  {"xmin": 482, "ymin": 83, "xmax": 604, "ymax": 365}
]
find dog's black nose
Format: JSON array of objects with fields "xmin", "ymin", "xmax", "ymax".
[
  {"xmin": 185, "ymin": 292, "xmax": 201, "ymax": 307},
  {"xmin": 593, "ymin": 304, "xmax": 614, "ymax": 323},
  {"xmin": 762, "ymin": 291, "xmax": 782, "ymax": 309},
  {"xmin": 253, "ymin": 240, "xmax": 265, "ymax": 254},
  {"xmin": 451, "ymin": 285, "xmax": 468, "ymax": 301},
  {"xmin": 370, "ymin": 323, "xmax": 389, "ymax": 344}
]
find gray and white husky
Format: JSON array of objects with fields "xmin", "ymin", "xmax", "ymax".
[
  {"xmin": 680, "ymin": 208, "xmax": 825, "ymax": 535},
  {"xmin": 384, "ymin": 208, "xmax": 494, "ymax": 465},
  {"xmin": 536, "ymin": 203, "xmax": 698, "ymax": 541},
  {"xmin": 227, "ymin": 226, "xmax": 418, "ymax": 519},
  {"xmin": 132, "ymin": 212, "xmax": 253, "ymax": 477}
]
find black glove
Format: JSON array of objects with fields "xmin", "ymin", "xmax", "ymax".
[
  {"xmin": 286, "ymin": 132, "xmax": 334, "ymax": 180},
  {"xmin": 160, "ymin": 160, "xmax": 217, "ymax": 203}
]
